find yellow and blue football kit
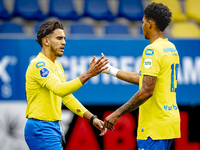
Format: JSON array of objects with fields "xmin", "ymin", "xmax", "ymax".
[
  {"xmin": 25, "ymin": 52, "xmax": 88, "ymax": 120},
  {"xmin": 25, "ymin": 52, "xmax": 88, "ymax": 150},
  {"xmin": 137, "ymin": 38, "xmax": 180, "ymax": 148}
]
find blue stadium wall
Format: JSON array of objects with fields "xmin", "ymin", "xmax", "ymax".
[{"xmin": 0, "ymin": 37, "xmax": 200, "ymax": 150}]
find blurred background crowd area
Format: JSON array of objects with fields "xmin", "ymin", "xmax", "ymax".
[{"xmin": 0, "ymin": 0, "xmax": 200, "ymax": 38}]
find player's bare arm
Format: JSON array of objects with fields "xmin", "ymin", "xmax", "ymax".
[
  {"xmin": 104, "ymin": 75, "xmax": 157, "ymax": 130},
  {"xmin": 118, "ymin": 75, "xmax": 156, "ymax": 115},
  {"xmin": 117, "ymin": 70, "xmax": 139, "ymax": 85}
]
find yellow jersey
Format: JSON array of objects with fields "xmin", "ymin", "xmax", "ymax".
[
  {"xmin": 26, "ymin": 52, "xmax": 87, "ymax": 121},
  {"xmin": 137, "ymin": 38, "xmax": 181, "ymax": 140}
]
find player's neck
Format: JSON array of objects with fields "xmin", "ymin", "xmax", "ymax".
[
  {"xmin": 149, "ymin": 31, "xmax": 165, "ymax": 44},
  {"xmin": 41, "ymin": 48, "xmax": 57, "ymax": 63}
]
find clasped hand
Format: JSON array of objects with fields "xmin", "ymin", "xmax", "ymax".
[{"xmin": 104, "ymin": 111, "xmax": 121, "ymax": 131}]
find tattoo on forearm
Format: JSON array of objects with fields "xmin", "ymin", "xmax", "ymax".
[
  {"xmin": 143, "ymin": 75, "xmax": 156, "ymax": 89},
  {"xmin": 118, "ymin": 91, "xmax": 143, "ymax": 116},
  {"xmin": 118, "ymin": 75, "xmax": 156, "ymax": 116}
]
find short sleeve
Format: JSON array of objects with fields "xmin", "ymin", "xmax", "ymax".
[{"xmin": 141, "ymin": 45, "xmax": 162, "ymax": 77}]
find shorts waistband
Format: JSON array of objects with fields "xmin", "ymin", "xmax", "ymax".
[{"xmin": 27, "ymin": 118, "xmax": 60, "ymax": 123}]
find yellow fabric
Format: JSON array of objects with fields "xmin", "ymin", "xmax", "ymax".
[
  {"xmin": 45, "ymin": 74, "xmax": 83, "ymax": 98},
  {"xmin": 26, "ymin": 52, "xmax": 86, "ymax": 121},
  {"xmin": 151, "ymin": 0, "xmax": 187, "ymax": 21},
  {"xmin": 171, "ymin": 21, "xmax": 200, "ymax": 38},
  {"xmin": 185, "ymin": 0, "xmax": 200, "ymax": 22},
  {"xmin": 138, "ymin": 38, "xmax": 181, "ymax": 140},
  {"xmin": 62, "ymin": 94, "xmax": 88, "ymax": 118}
]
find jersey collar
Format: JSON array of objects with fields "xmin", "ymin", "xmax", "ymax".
[{"xmin": 154, "ymin": 37, "xmax": 168, "ymax": 43}]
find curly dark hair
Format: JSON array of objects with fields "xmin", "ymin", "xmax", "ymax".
[
  {"xmin": 36, "ymin": 21, "xmax": 64, "ymax": 47},
  {"xmin": 144, "ymin": 2, "xmax": 172, "ymax": 31}
]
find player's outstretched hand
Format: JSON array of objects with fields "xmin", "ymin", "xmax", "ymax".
[
  {"xmin": 88, "ymin": 56, "xmax": 109, "ymax": 77},
  {"xmin": 93, "ymin": 118, "xmax": 107, "ymax": 136},
  {"xmin": 101, "ymin": 53, "xmax": 119, "ymax": 77},
  {"xmin": 104, "ymin": 111, "xmax": 121, "ymax": 131},
  {"xmin": 101, "ymin": 53, "xmax": 111, "ymax": 74}
]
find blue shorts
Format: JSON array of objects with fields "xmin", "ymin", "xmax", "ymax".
[
  {"xmin": 24, "ymin": 119, "xmax": 63, "ymax": 150},
  {"xmin": 137, "ymin": 137, "xmax": 173, "ymax": 150}
]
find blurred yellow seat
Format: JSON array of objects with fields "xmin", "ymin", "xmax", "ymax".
[
  {"xmin": 185, "ymin": 0, "xmax": 200, "ymax": 23},
  {"xmin": 151, "ymin": 0, "xmax": 187, "ymax": 21},
  {"xmin": 170, "ymin": 21, "xmax": 200, "ymax": 38}
]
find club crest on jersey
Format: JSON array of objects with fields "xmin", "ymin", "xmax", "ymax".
[
  {"xmin": 40, "ymin": 68, "xmax": 49, "ymax": 77},
  {"xmin": 143, "ymin": 58, "xmax": 152, "ymax": 69},
  {"xmin": 145, "ymin": 49, "xmax": 154, "ymax": 56}
]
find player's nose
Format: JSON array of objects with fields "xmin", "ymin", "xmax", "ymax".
[{"xmin": 62, "ymin": 39, "xmax": 66, "ymax": 45}]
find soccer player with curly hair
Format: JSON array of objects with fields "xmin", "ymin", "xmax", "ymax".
[{"xmin": 103, "ymin": 3, "xmax": 180, "ymax": 150}]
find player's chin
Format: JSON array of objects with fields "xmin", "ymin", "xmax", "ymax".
[
  {"xmin": 57, "ymin": 52, "xmax": 64, "ymax": 57},
  {"xmin": 57, "ymin": 50, "xmax": 64, "ymax": 57}
]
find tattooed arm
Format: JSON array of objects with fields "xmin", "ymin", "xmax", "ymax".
[{"xmin": 104, "ymin": 75, "xmax": 157, "ymax": 130}]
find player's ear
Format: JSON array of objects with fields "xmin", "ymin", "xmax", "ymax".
[
  {"xmin": 43, "ymin": 37, "xmax": 49, "ymax": 46},
  {"xmin": 148, "ymin": 20, "xmax": 152, "ymax": 29}
]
